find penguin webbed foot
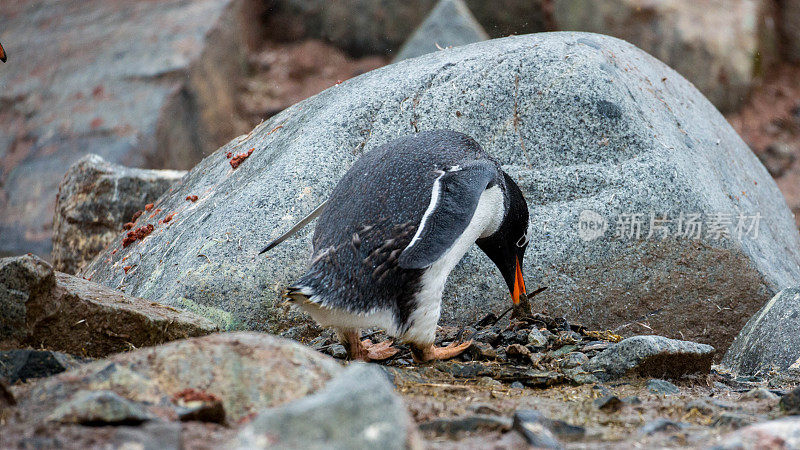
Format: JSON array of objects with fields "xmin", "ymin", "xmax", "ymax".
[
  {"xmin": 340, "ymin": 329, "xmax": 399, "ymax": 361},
  {"xmin": 411, "ymin": 340, "xmax": 473, "ymax": 363}
]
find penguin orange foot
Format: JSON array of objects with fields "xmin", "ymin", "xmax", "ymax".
[{"xmin": 265, "ymin": 130, "xmax": 530, "ymax": 364}]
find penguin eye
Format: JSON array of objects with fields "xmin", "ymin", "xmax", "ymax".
[{"xmin": 515, "ymin": 232, "xmax": 528, "ymax": 248}]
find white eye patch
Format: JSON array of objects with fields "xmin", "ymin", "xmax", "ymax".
[{"xmin": 516, "ymin": 231, "xmax": 529, "ymax": 248}]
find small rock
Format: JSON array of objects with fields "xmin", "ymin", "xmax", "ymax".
[
  {"xmin": 623, "ymin": 396, "xmax": 642, "ymax": 405},
  {"xmin": 594, "ymin": 395, "xmax": 624, "ymax": 412},
  {"xmin": 419, "ymin": 414, "xmax": 511, "ymax": 437},
  {"xmin": 684, "ymin": 398, "xmax": 716, "ymax": 415},
  {"xmin": 328, "ymin": 344, "xmax": 348, "ymax": 359},
  {"xmin": 474, "ymin": 328, "xmax": 500, "ymax": 345},
  {"xmin": 469, "ymin": 341, "xmax": 497, "ymax": 360},
  {"xmin": 513, "ymin": 410, "xmax": 585, "ymax": 440},
  {"xmin": 395, "ymin": 0, "xmax": 489, "ymax": 62},
  {"xmin": 639, "ymin": 418, "xmax": 684, "ymax": 435},
  {"xmin": 510, "ymin": 381, "xmax": 524, "ymax": 389},
  {"xmin": 550, "ymin": 345, "xmax": 579, "ymax": 358},
  {"xmin": 740, "ymin": 387, "xmax": 778, "ymax": 400},
  {"xmin": 48, "ymin": 390, "xmax": 154, "ymax": 425},
  {"xmin": 476, "ymin": 376, "xmax": 503, "ymax": 388},
  {"xmin": 468, "ymin": 403, "xmax": 502, "ymax": 415},
  {"xmin": 231, "ymin": 363, "xmax": 415, "ymax": 449},
  {"xmin": 528, "ymin": 328, "xmax": 549, "ymax": 347},
  {"xmin": 559, "ymin": 352, "xmax": 588, "ymax": 369},
  {"xmin": 581, "ymin": 341, "xmax": 612, "ymax": 353},
  {"xmin": 556, "ymin": 330, "xmax": 581, "ymax": 346},
  {"xmin": 779, "ymin": 385, "xmax": 800, "ymax": 415},
  {"xmin": 714, "ymin": 417, "xmax": 800, "ymax": 449},
  {"xmin": 647, "ymin": 379, "xmax": 680, "ymax": 395},
  {"xmin": 713, "ymin": 412, "xmax": 758, "ymax": 429},
  {"xmin": 582, "ymin": 335, "xmax": 715, "ymax": 381},
  {"xmin": 112, "ymin": 422, "xmax": 182, "ymax": 450},
  {"xmin": 512, "ymin": 410, "xmax": 563, "ymax": 449},
  {"xmin": 0, "ymin": 350, "xmax": 88, "ymax": 383},
  {"xmin": 506, "ymin": 344, "xmax": 532, "ymax": 362}
]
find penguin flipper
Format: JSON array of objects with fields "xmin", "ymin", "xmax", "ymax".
[{"xmin": 398, "ymin": 160, "xmax": 496, "ymax": 269}]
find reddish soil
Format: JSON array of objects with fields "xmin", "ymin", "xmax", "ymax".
[
  {"xmin": 238, "ymin": 39, "xmax": 388, "ymax": 126},
  {"xmin": 122, "ymin": 223, "xmax": 154, "ymax": 247},
  {"xmin": 727, "ymin": 63, "xmax": 800, "ymax": 226}
]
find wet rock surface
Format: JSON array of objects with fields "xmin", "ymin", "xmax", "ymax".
[
  {"xmin": 722, "ymin": 285, "xmax": 800, "ymax": 376},
  {"xmin": 82, "ymin": 33, "xmax": 800, "ymax": 356},
  {"xmin": 52, "ymin": 154, "xmax": 185, "ymax": 274},
  {"xmin": 0, "ymin": 254, "xmax": 218, "ymax": 357},
  {"xmin": 395, "ymin": 0, "xmax": 488, "ymax": 62},
  {"xmin": 0, "ymin": 0, "xmax": 258, "ymax": 256}
]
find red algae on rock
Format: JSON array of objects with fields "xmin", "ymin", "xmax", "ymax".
[
  {"xmin": 122, "ymin": 224, "xmax": 154, "ymax": 247},
  {"xmin": 230, "ymin": 148, "xmax": 254, "ymax": 169}
]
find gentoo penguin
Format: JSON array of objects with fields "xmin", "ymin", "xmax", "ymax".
[{"xmin": 263, "ymin": 130, "xmax": 529, "ymax": 362}]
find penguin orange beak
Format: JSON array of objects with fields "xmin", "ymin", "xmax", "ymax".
[
  {"xmin": 512, "ymin": 256, "xmax": 526, "ymax": 305},
  {"xmin": 0, "ymin": 42, "xmax": 6, "ymax": 63}
]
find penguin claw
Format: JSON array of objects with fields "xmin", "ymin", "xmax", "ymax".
[{"xmin": 412, "ymin": 340, "xmax": 473, "ymax": 363}]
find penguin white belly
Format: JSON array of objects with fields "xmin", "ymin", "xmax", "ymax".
[{"xmin": 401, "ymin": 185, "xmax": 505, "ymax": 345}]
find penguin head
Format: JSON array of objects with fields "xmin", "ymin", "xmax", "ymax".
[{"xmin": 476, "ymin": 171, "xmax": 529, "ymax": 305}]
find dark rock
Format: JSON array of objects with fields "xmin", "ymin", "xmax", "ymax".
[
  {"xmin": 80, "ymin": 33, "xmax": 800, "ymax": 351},
  {"xmin": 0, "ymin": 0, "xmax": 258, "ymax": 256},
  {"xmin": 550, "ymin": 345, "xmax": 579, "ymax": 358},
  {"xmin": 779, "ymin": 385, "xmax": 800, "ymax": 415},
  {"xmin": 713, "ymin": 417, "xmax": 800, "ymax": 449},
  {"xmin": 1, "ymin": 377, "xmax": 16, "ymax": 406},
  {"xmin": 593, "ymin": 395, "xmax": 624, "ymax": 412},
  {"xmin": 559, "ymin": 352, "xmax": 588, "ymax": 369},
  {"xmin": 112, "ymin": 422, "xmax": 182, "ymax": 450},
  {"xmin": 527, "ymin": 328, "xmax": 549, "ymax": 347},
  {"xmin": 395, "ymin": 0, "xmax": 488, "ymax": 62},
  {"xmin": 506, "ymin": 343, "xmax": 532, "ymax": 362},
  {"xmin": 474, "ymin": 328, "xmax": 500, "ymax": 345},
  {"xmin": 740, "ymin": 387, "xmax": 778, "ymax": 400},
  {"xmin": 231, "ymin": 363, "xmax": 416, "ymax": 449},
  {"xmin": 419, "ymin": 414, "xmax": 511, "ymax": 436},
  {"xmin": 510, "ymin": 381, "xmax": 524, "ymax": 389},
  {"xmin": 0, "ymin": 254, "xmax": 218, "ymax": 357},
  {"xmin": 469, "ymin": 341, "xmax": 497, "ymax": 360},
  {"xmin": 52, "ymin": 154, "xmax": 185, "ymax": 274},
  {"xmin": 15, "ymin": 333, "xmax": 342, "ymax": 424},
  {"xmin": 48, "ymin": 390, "xmax": 155, "ymax": 425},
  {"xmin": 639, "ymin": 418, "xmax": 684, "ymax": 435},
  {"xmin": 321, "ymin": 343, "xmax": 345, "ymax": 359},
  {"xmin": 513, "ymin": 410, "xmax": 585, "ymax": 440},
  {"xmin": 551, "ymin": 0, "xmax": 774, "ymax": 111},
  {"xmin": 723, "ymin": 286, "xmax": 800, "ymax": 376},
  {"xmin": 712, "ymin": 412, "xmax": 758, "ymax": 429},
  {"xmin": 646, "ymin": 379, "xmax": 680, "ymax": 395},
  {"xmin": 782, "ymin": 0, "xmax": 800, "ymax": 62},
  {"xmin": 0, "ymin": 350, "xmax": 87, "ymax": 383},
  {"xmin": 582, "ymin": 336, "xmax": 715, "ymax": 381},
  {"xmin": 512, "ymin": 410, "xmax": 563, "ymax": 449}
]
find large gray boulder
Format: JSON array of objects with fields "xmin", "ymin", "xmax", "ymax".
[
  {"xmin": 551, "ymin": 0, "xmax": 776, "ymax": 112},
  {"xmin": 395, "ymin": 0, "xmax": 489, "ymax": 62},
  {"xmin": 52, "ymin": 154, "xmax": 186, "ymax": 274},
  {"xmin": 0, "ymin": 0, "xmax": 259, "ymax": 256},
  {"xmin": 82, "ymin": 32, "xmax": 800, "ymax": 355},
  {"xmin": 722, "ymin": 286, "xmax": 800, "ymax": 376}
]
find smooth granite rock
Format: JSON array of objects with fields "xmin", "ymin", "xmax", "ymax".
[
  {"xmin": 15, "ymin": 333, "xmax": 342, "ymax": 424},
  {"xmin": 722, "ymin": 286, "xmax": 800, "ymax": 376},
  {"xmin": 0, "ymin": 0, "xmax": 259, "ymax": 256},
  {"xmin": 52, "ymin": 154, "xmax": 186, "ymax": 274},
  {"xmin": 0, "ymin": 254, "xmax": 217, "ymax": 357},
  {"xmin": 232, "ymin": 363, "xmax": 417, "ymax": 449},
  {"xmin": 81, "ymin": 33, "xmax": 800, "ymax": 355},
  {"xmin": 582, "ymin": 335, "xmax": 715, "ymax": 381},
  {"xmin": 395, "ymin": 0, "xmax": 489, "ymax": 61}
]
